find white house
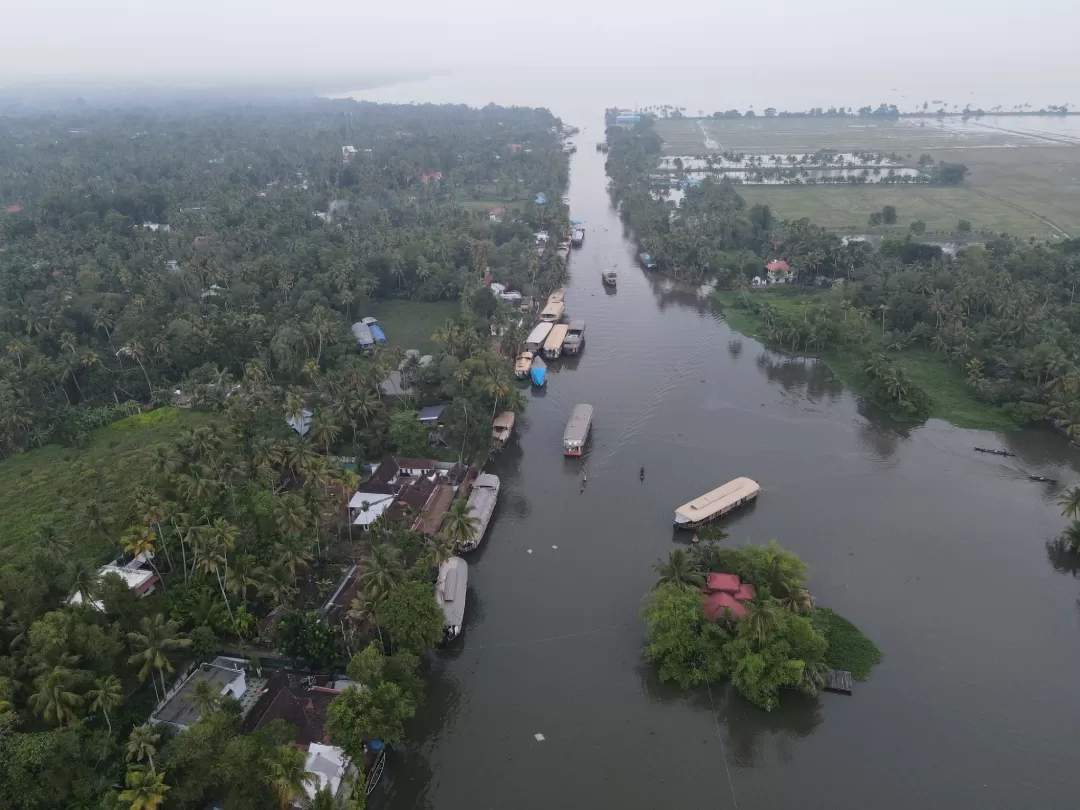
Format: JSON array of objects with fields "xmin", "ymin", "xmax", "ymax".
[
  {"xmin": 765, "ymin": 260, "xmax": 795, "ymax": 284},
  {"xmin": 68, "ymin": 555, "xmax": 158, "ymax": 610},
  {"xmin": 303, "ymin": 743, "xmax": 356, "ymax": 803}
]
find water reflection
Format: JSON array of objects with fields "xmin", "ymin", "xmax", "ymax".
[
  {"xmin": 754, "ymin": 351, "xmax": 844, "ymax": 402},
  {"xmin": 1045, "ymin": 536, "xmax": 1080, "ymax": 578},
  {"xmin": 727, "ymin": 339, "xmax": 743, "ymax": 360},
  {"xmin": 636, "ymin": 664, "xmax": 822, "ymax": 768},
  {"xmin": 378, "ymin": 664, "xmax": 461, "ymax": 810}
]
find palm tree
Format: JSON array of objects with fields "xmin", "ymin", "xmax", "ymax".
[
  {"xmin": 125, "ymin": 724, "xmax": 162, "ymax": 772},
  {"xmin": 118, "ymin": 766, "xmax": 169, "ymax": 810},
  {"xmin": 742, "ymin": 598, "xmax": 784, "ymax": 646},
  {"xmin": 441, "ymin": 499, "xmax": 480, "ymax": 548},
  {"xmin": 264, "ymin": 743, "xmax": 317, "ymax": 810},
  {"xmin": 28, "ymin": 667, "xmax": 83, "ymax": 726},
  {"xmin": 308, "ymin": 408, "xmax": 341, "ymax": 455},
  {"xmin": 359, "ymin": 544, "xmax": 406, "ymax": 601},
  {"xmin": 127, "ymin": 614, "xmax": 192, "ymax": 700},
  {"xmin": 303, "ymin": 785, "xmax": 348, "ymax": 810},
  {"xmin": 228, "ymin": 554, "xmax": 265, "ymax": 603},
  {"xmin": 85, "ymin": 674, "xmax": 123, "ymax": 733},
  {"xmin": 424, "ymin": 534, "xmax": 456, "ymax": 568},
  {"xmin": 67, "ymin": 559, "xmax": 101, "ymax": 605},
  {"xmin": 651, "ymin": 548, "xmax": 705, "ymax": 589},
  {"xmin": 275, "ymin": 536, "xmax": 314, "ymax": 584},
  {"xmin": 122, "ymin": 527, "xmax": 166, "ymax": 592},
  {"xmin": 1059, "ymin": 486, "xmax": 1080, "ymax": 519},
  {"xmin": 778, "ymin": 585, "xmax": 815, "ymax": 614}
]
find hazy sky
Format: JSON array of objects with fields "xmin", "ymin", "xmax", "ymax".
[{"xmin": 2, "ymin": 0, "xmax": 1078, "ymax": 85}]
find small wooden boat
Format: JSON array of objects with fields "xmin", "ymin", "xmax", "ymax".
[
  {"xmin": 601, "ymin": 269, "xmax": 617, "ymax": 286},
  {"xmin": 530, "ymin": 356, "xmax": 547, "ymax": 387},
  {"xmin": 1029, "ymin": 475, "xmax": 1057, "ymax": 483},
  {"xmin": 492, "ymin": 413, "xmax": 515, "ymax": 448},
  {"xmin": 514, "ymin": 350, "xmax": 534, "ymax": 379},
  {"xmin": 974, "ymin": 447, "xmax": 1015, "ymax": 457}
]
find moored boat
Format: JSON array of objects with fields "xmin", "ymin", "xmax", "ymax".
[
  {"xmin": 563, "ymin": 404, "xmax": 593, "ymax": 456},
  {"xmin": 530, "ymin": 356, "xmax": 547, "ymax": 386},
  {"xmin": 539, "ymin": 300, "xmax": 565, "ymax": 323},
  {"xmin": 673, "ymin": 477, "xmax": 759, "ymax": 529},
  {"xmin": 562, "ymin": 318, "xmax": 585, "ymax": 355},
  {"xmin": 601, "ymin": 269, "xmax": 617, "ymax": 286},
  {"xmin": 361, "ymin": 316, "xmax": 387, "ymax": 344},
  {"xmin": 547, "ymin": 290, "xmax": 565, "ymax": 305},
  {"xmin": 514, "ymin": 350, "xmax": 535, "ymax": 379},
  {"xmin": 639, "ymin": 252, "xmax": 657, "ymax": 270},
  {"xmin": 543, "ymin": 323, "xmax": 570, "ymax": 359},
  {"xmin": 458, "ymin": 473, "xmax": 500, "ymax": 551},
  {"xmin": 491, "ymin": 412, "xmax": 515, "ymax": 447},
  {"xmin": 525, "ymin": 323, "xmax": 553, "ymax": 353},
  {"xmin": 435, "ymin": 557, "xmax": 468, "ymax": 641},
  {"xmin": 571, "ymin": 229, "xmax": 584, "ymax": 246}
]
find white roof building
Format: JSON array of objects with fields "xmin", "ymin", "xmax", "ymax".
[{"xmin": 304, "ymin": 743, "xmax": 354, "ymax": 801}]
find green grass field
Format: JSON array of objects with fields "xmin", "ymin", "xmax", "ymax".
[
  {"xmin": 365, "ymin": 299, "xmax": 461, "ymax": 354},
  {"xmin": 716, "ymin": 290, "xmax": 1016, "ymax": 431},
  {"xmin": 0, "ymin": 407, "xmax": 212, "ymax": 559},
  {"xmin": 655, "ymin": 117, "xmax": 1080, "ymax": 237}
]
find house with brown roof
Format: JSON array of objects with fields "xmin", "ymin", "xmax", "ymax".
[
  {"xmin": 701, "ymin": 573, "xmax": 756, "ymax": 621},
  {"xmin": 765, "ymin": 259, "xmax": 795, "ymax": 284}
]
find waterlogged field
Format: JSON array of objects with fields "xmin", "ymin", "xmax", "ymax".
[{"xmin": 654, "ymin": 116, "xmax": 1080, "ymax": 237}]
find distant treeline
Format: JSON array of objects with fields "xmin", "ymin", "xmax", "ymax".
[{"xmin": 692, "ymin": 106, "xmax": 1074, "ymax": 120}]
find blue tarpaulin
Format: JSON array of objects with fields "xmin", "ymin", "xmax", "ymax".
[
  {"xmin": 370, "ymin": 324, "xmax": 387, "ymax": 343},
  {"xmin": 531, "ymin": 366, "xmax": 546, "ymax": 386}
]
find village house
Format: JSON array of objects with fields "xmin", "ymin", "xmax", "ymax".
[
  {"xmin": 488, "ymin": 207, "xmax": 505, "ymax": 222},
  {"xmin": 701, "ymin": 573, "xmax": 756, "ymax": 621},
  {"xmin": 150, "ymin": 657, "xmax": 255, "ymax": 732},
  {"xmin": 765, "ymin": 259, "xmax": 796, "ymax": 284},
  {"xmin": 348, "ymin": 456, "xmax": 467, "ymax": 534},
  {"xmin": 241, "ymin": 671, "xmax": 386, "ymax": 801},
  {"xmin": 67, "ymin": 553, "xmax": 159, "ymax": 610}
]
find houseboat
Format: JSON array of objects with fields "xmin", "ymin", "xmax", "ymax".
[
  {"xmin": 601, "ymin": 269, "xmax": 617, "ymax": 286},
  {"xmin": 547, "ymin": 290, "xmax": 565, "ymax": 305},
  {"xmin": 530, "ymin": 356, "xmax": 547, "ymax": 386},
  {"xmin": 435, "ymin": 557, "xmax": 468, "ymax": 641},
  {"xmin": 563, "ymin": 404, "xmax": 593, "ymax": 456},
  {"xmin": 514, "ymin": 350, "xmax": 535, "ymax": 379},
  {"xmin": 491, "ymin": 412, "xmax": 515, "ymax": 447},
  {"xmin": 543, "ymin": 324, "xmax": 570, "ymax": 359},
  {"xmin": 539, "ymin": 300, "xmax": 565, "ymax": 323},
  {"xmin": 639, "ymin": 252, "xmax": 657, "ymax": 270},
  {"xmin": 562, "ymin": 319, "xmax": 585, "ymax": 355},
  {"xmin": 571, "ymin": 229, "xmax": 584, "ymax": 247},
  {"xmin": 351, "ymin": 321, "xmax": 374, "ymax": 350},
  {"xmin": 673, "ymin": 477, "xmax": 760, "ymax": 529},
  {"xmin": 525, "ymin": 322, "xmax": 553, "ymax": 353},
  {"xmin": 458, "ymin": 473, "xmax": 501, "ymax": 551}
]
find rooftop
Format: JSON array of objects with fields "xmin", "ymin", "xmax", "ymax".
[
  {"xmin": 242, "ymin": 671, "xmax": 340, "ymax": 745},
  {"xmin": 305, "ymin": 743, "xmax": 352, "ymax": 801},
  {"xmin": 153, "ymin": 658, "xmax": 247, "ymax": 729}
]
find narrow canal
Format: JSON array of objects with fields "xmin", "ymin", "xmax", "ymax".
[{"xmin": 369, "ymin": 90, "xmax": 1080, "ymax": 810}]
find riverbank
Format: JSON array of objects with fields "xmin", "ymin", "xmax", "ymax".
[{"xmin": 715, "ymin": 289, "xmax": 1018, "ymax": 431}]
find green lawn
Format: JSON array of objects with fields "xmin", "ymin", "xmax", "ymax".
[
  {"xmin": 365, "ymin": 299, "xmax": 461, "ymax": 354},
  {"xmin": 716, "ymin": 291, "xmax": 1016, "ymax": 431},
  {"xmin": 654, "ymin": 117, "xmax": 1080, "ymax": 237},
  {"xmin": 0, "ymin": 407, "xmax": 212, "ymax": 559}
]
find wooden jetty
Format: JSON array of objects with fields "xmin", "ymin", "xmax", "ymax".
[{"xmin": 824, "ymin": 669, "xmax": 853, "ymax": 695}]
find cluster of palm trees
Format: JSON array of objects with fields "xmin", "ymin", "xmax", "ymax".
[{"xmin": 347, "ymin": 498, "xmax": 479, "ymax": 641}]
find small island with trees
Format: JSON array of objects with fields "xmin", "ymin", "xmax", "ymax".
[{"xmin": 642, "ymin": 531, "xmax": 881, "ymax": 711}]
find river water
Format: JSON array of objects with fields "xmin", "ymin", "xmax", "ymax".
[{"xmin": 354, "ymin": 72, "xmax": 1080, "ymax": 810}]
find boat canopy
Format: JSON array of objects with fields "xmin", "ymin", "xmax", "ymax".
[
  {"xmin": 435, "ymin": 557, "xmax": 468, "ymax": 629},
  {"xmin": 547, "ymin": 291, "xmax": 565, "ymax": 305},
  {"xmin": 461, "ymin": 473, "xmax": 501, "ymax": 550},
  {"xmin": 674, "ymin": 478, "xmax": 760, "ymax": 525},
  {"xmin": 351, "ymin": 322, "xmax": 374, "ymax": 346},
  {"xmin": 544, "ymin": 324, "xmax": 569, "ymax": 351},
  {"xmin": 526, "ymin": 322, "xmax": 553, "ymax": 348},
  {"xmin": 563, "ymin": 404, "xmax": 594, "ymax": 445},
  {"xmin": 539, "ymin": 301, "xmax": 565, "ymax": 323},
  {"xmin": 530, "ymin": 356, "xmax": 547, "ymax": 386}
]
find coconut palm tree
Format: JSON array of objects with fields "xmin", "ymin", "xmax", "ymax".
[
  {"xmin": 1059, "ymin": 486, "xmax": 1080, "ymax": 519},
  {"xmin": 778, "ymin": 585, "xmax": 815, "ymax": 614},
  {"xmin": 127, "ymin": 614, "xmax": 192, "ymax": 700},
  {"xmin": 264, "ymin": 743, "xmax": 317, "ymax": 810},
  {"xmin": 122, "ymin": 526, "xmax": 166, "ymax": 592},
  {"xmin": 742, "ymin": 597, "xmax": 784, "ymax": 646},
  {"xmin": 275, "ymin": 536, "xmax": 315, "ymax": 584},
  {"xmin": 303, "ymin": 785, "xmax": 349, "ymax": 810},
  {"xmin": 85, "ymin": 674, "xmax": 123, "ymax": 733},
  {"xmin": 125, "ymin": 724, "xmax": 162, "ymax": 772},
  {"xmin": 28, "ymin": 666, "xmax": 83, "ymax": 726},
  {"xmin": 118, "ymin": 766, "xmax": 169, "ymax": 810},
  {"xmin": 651, "ymin": 548, "xmax": 705, "ymax": 590},
  {"xmin": 67, "ymin": 559, "xmax": 101, "ymax": 606},
  {"xmin": 359, "ymin": 544, "xmax": 406, "ymax": 602},
  {"xmin": 423, "ymin": 534, "xmax": 456, "ymax": 568},
  {"xmin": 441, "ymin": 499, "xmax": 480, "ymax": 548}
]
